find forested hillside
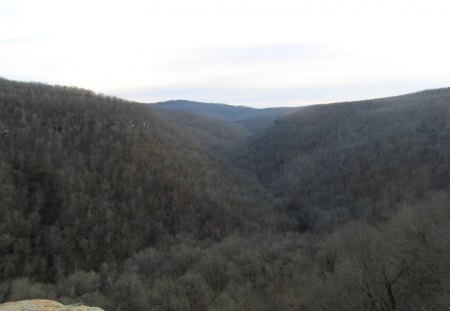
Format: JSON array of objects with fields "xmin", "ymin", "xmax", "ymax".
[
  {"xmin": 152, "ymin": 109, "xmax": 248, "ymax": 153},
  {"xmin": 232, "ymin": 90, "xmax": 450, "ymax": 231},
  {"xmin": 0, "ymin": 78, "xmax": 283, "ymax": 304},
  {"xmin": 1, "ymin": 78, "xmax": 449, "ymax": 310}
]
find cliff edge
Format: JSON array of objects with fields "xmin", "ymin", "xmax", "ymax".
[{"xmin": 0, "ymin": 300, "xmax": 104, "ymax": 311}]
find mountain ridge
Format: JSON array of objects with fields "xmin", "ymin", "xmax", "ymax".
[{"xmin": 152, "ymin": 99, "xmax": 300, "ymax": 132}]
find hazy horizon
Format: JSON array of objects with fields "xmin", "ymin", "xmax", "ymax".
[{"xmin": 2, "ymin": 0, "xmax": 450, "ymax": 107}]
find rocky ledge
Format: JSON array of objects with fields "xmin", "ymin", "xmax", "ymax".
[{"xmin": 0, "ymin": 300, "xmax": 104, "ymax": 311}]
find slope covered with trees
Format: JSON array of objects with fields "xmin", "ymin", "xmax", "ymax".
[
  {"xmin": 232, "ymin": 89, "xmax": 450, "ymax": 231},
  {"xmin": 152, "ymin": 108, "xmax": 248, "ymax": 152},
  {"xmin": 1, "ymin": 78, "xmax": 449, "ymax": 311},
  {"xmin": 0, "ymin": 78, "xmax": 280, "ymax": 284}
]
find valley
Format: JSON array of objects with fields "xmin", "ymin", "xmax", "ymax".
[{"xmin": 0, "ymin": 78, "xmax": 449, "ymax": 310}]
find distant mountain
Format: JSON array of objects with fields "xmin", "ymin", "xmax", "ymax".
[
  {"xmin": 152, "ymin": 100, "xmax": 300, "ymax": 132},
  {"xmin": 152, "ymin": 100, "xmax": 259, "ymax": 120},
  {"xmin": 233, "ymin": 88, "xmax": 450, "ymax": 231}
]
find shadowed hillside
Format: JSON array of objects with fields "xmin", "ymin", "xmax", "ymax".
[
  {"xmin": 232, "ymin": 88, "xmax": 450, "ymax": 230},
  {"xmin": 0, "ymin": 78, "xmax": 281, "ymax": 281}
]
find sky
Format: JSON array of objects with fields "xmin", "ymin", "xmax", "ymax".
[{"xmin": 1, "ymin": 0, "xmax": 450, "ymax": 107}]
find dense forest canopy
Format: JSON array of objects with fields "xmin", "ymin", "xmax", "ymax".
[
  {"xmin": 232, "ymin": 90, "xmax": 450, "ymax": 230},
  {"xmin": 1, "ymin": 78, "xmax": 449, "ymax": 310}
]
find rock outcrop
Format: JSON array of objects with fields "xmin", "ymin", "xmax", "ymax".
[{"xmin": 0, "ymin": 300, "xmax": 104, "ymax": 311}]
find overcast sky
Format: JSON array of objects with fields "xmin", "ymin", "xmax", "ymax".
[{"xmin": 1, "ymin": 0, "xmax": 450, "ymax": 107}]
